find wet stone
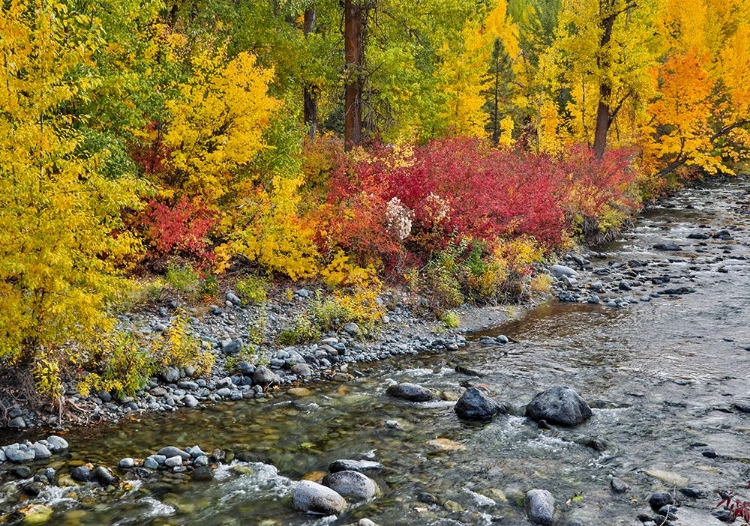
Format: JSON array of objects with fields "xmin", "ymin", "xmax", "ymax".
[
  {"xmin": 386, "ymin": 382, "xmax": 434, "ymax": 402},
  {"xmin": 293, "ymin": 480, "xmax": 347, "ymax": 516},
  {"xmin": 610, "ymin": 478, "xmax": 630, "ymax": 494},
  {"xmin": 454, "ymin": 387, "xmax": 503, "ymax": 421},
  {"xmin": 322, "ymin": 470, "xmax": 378, "ymax": 501},
  {"xmin": 329, "ymin": 459, "xmax": 384, "ymax": 473},
  {"xmin": 192, "ymin": 466, "xmax": 214, "ymax": 481},
  {"xmin": 93, "ymin": 466, "xmax": 117, "ymax": 486},
  {"xmin": 526, "ymin": 386, "xmax": 593, "ymax": 426},
  {"xmin": 71, "ymin": 466, "xmax": 92, "ymax": 482},
  {"xmin": 525, "ymin": 489, "xmax": 555, "ymax": 525},
  {"xmin": 158, "ymin": 447, "xmax": 190, "ymax": 460},
  {"xmin": 648, "ymin": 491, "xmax": 674, "ymax": 512}
]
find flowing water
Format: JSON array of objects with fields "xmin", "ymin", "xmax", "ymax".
[{"xmin": 2, "ymin": 177, "xmax": 750, "ymax": 525}]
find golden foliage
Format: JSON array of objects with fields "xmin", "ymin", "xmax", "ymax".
[
  {"xmin": 163, "ymin": 48, "xmax": 282, "ymax": 200},
  {"xmin": 0, "ymin": 0, "xmax": 143, "ymax": 395}
]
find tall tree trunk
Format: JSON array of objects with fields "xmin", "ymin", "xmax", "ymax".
[
  {"xmin": 303, "ymin": 7, "xmax": 318, "ymax": 141},
  {"xmin": 344, "ymin": 0, "xmax": 363, "ymax": 150},
  {"xmin": 592, "ymin": 4, "xmax": 617, "ymax": 160}
]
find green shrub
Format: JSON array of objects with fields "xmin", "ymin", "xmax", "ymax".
[
  {"xmin": 165, "ymin": 263, "xmax": 201, "ymax": 295},
  {"xmin": 277, "ymin": 315, "xmax": 321, "ymax": 345},
  {"xmin": 78, "ymin": 331, "xmax": 157, "ymax": 397},
  {"xmin": 235, "ymin": 275, "xmax": 269, "ymax": 305},
  {"xmin": 441, "ymin": 310, "xmax": 460, "ymax": 329}
]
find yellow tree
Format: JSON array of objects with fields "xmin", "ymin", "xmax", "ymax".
[
  {"xmin": 646, "ymin": 0, "xmax": 750, "ymax": 176},
  {"xmin": 163, "ymin": 46, "xmax": 282, "ymax": 201},
  {"xmin": 539, "ymin": 0, "xmax": 661, "ymax": 157},
  {"xmin": 0, "ymin": 0, "xmax": 142, "ymax": 397},
  {"xmin": 436, "ymin": 0, "xmax": 519, "ymax": 138}
]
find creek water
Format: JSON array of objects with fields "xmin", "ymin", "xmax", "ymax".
[{"xmin": 2, "ymin": 177, "xmax": 750, "ymax": 525}]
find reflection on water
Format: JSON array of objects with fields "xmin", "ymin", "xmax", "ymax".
[{"xmin": 2, "ymin": 178, "xmax": 750, "ymax": 525}]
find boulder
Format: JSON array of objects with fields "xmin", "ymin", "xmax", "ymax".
[
  {"xmin": 386, "ymin": 382, "xmax": 433, "ymax": 402},
  {"xmin": 648, "ymin": 491, "xmax": 674, "ymax": 512},
  {"xmin": 161, "ymin": 366, "xmax": 180, "ymax": 383},
  {"xmin": 93, "ymin": 466, "xmax": 117, "ymax": 486},
  {"xmin": 30, "ymin": 442, "xmax": 51, "ymax": 460},
  {"xmin": 46, "ymin": 435, "xmax": 68, "ymax": 453},
  {"xmin": 454, "ymin": 387, "xmax": 504, "ymax": 421},
  {"xmin": 293, "ymin": 480, "xmax": 347, "ymax": 515},
  {"xmin": 71, "ymin": 466, "xmax": 93, "ymax": 482},
  {"xmin": 550, "ymin": 265, "xmax": 578, "ymax": 278},
  {"xmin": 525, "ymin": 489, "xmax": 555, "ymax": 525},
  {"xmin": 291, "ymin": 363, "xmax": 313, "ymax": 377},
  {"xmin": 526, "ymin": 386, "xmax": 592, "ymax": 426},
  {"xmin": 323, "ymin": 470, "xmax": 379, "ymax": 501},
  {"xmin": 253, "ymin": 366, "xmax": 280, "ymax": 386},
  {"xmin": 5, "ymin": 444, "xmax": 35, "ymax": 463}
]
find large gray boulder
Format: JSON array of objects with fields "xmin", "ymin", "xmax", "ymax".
[
  {"xmin": 454, "ymin": 387, "xmax": 504, "ymax": 421},
  {"xmin": 323, "ymin": 470, "xmax": 379, "ymax": 501},
  {"xmin": 550, "ymin": 265, "xmax": 578, "ymax": 278},
  {"xmin": 293, "ymin": 480, "xmax": 347, "ymax": 515},
  {"xmin": 526, "ymin": 386, "xmax": 592, "ymax": 426},
  {"xmin": 525, "ymin": 489, "xmax": 555, "ymax": 525},
  {"xmin": 386, "ymin": 382, "xmax": 433, "ymax": 402}
]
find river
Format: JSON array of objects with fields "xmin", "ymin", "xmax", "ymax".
[{"xmin": 1, "ymin": 177, "xmax": 749, "ymax": 525}]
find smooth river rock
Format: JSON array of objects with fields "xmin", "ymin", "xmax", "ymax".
[
  {"xmin": 525, "ymin": 489, "xmax": 555, "ymax": 525},
  {"xmin": 550, "ymin": 265, "xmax": 579, "ymax": 278},
  {"xmin": 329, "ymin": 459, "xmax": 384, "ymax": 473},
  {"xmin": 293, "ymin": 480, "xmax": 347, "ymax": 515},
  {"xmin": 322, "ymin": 470, "xmax": 378, "ymax": 501},
  {"xmin": 386, "ymin": 382, "xmax": 434, "ymax": 402},
  {"xmin": 454, "ymin": 387, "xmax": 503, "ymax": 421},
  {"xmin": 526, "ymin": 386, "xmax": 593, "ymax": 426}
]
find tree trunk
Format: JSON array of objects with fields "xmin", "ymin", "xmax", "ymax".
[
  {"xmin": 592, "ymin": 4, "xmax": 617, "ymax": 160},
  {"xmin": 303, "ymin": 7, "xmax": 318, "ymax": 141},
  {"xmin": 344, "ymin": 0, "xmax": 363, "ymax": 150},
  {"xmin": 592, "ymin": 84, "xmax": 611, "ymax": 159}
]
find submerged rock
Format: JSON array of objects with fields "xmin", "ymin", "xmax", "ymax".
[
  {"xmin": 323, "ymin": 470, "xmax": 378, "ymax": 501},
  {"xmin": 653, "ymin": 243, "xmax": 682, "ymax": 251},
  {"xmin": 525, "ymin": 489, "xmax": 555, "ymax": 525},
  {"xmin": 454, "ymin": 387, "xmax": 504, "ymax": 421},
  {"xmin": 526, "ymin": 386, "xmax": 592, "ymax": 426},
  {"xmin": 329, "ymin": 459, "xmax": 384, "ymax": 473},
  {"xmin": 293, "ymin": 480, "xmax": 347, "ymax": 515},
  {"xmin": 386, "ymin": 382, "xmax": 433, "ymax": 402}
]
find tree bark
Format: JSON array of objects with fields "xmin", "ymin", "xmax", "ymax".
[
  {"xmin": 592, "ymin": 5, "xmax": 616, "ymax": 160},
  {"xmin": 344, "ymin": 0, "xmax": 364, "ymax": 150},
  {"xmin": 303, "ymin": 7, "xmax": 318, "ymax": 141}
]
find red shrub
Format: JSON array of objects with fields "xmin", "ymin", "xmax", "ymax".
[
  {"xmin": 315, "ymin": 137, "xmax": 638, "ymax": 273},
  {"xmin": 141, "ymin": 196, "xmax": 218, "ymax": 263}
]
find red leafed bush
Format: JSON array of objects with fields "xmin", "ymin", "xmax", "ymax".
[
  {"xmin": 315, "ymin": 137, "xmax": 638, "ymax": 273},
  {"xmin": 141, "ymin": 196, "xmax": 218, "ymax": 263}
]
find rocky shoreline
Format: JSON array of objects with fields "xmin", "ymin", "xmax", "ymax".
[
  {"xmin": 3, "ymin": 280, "xmax": 539, "ymax": 430},
  {"xmin": 5, "ymin": 210, "xmax": 744, "ymax": 432}
]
